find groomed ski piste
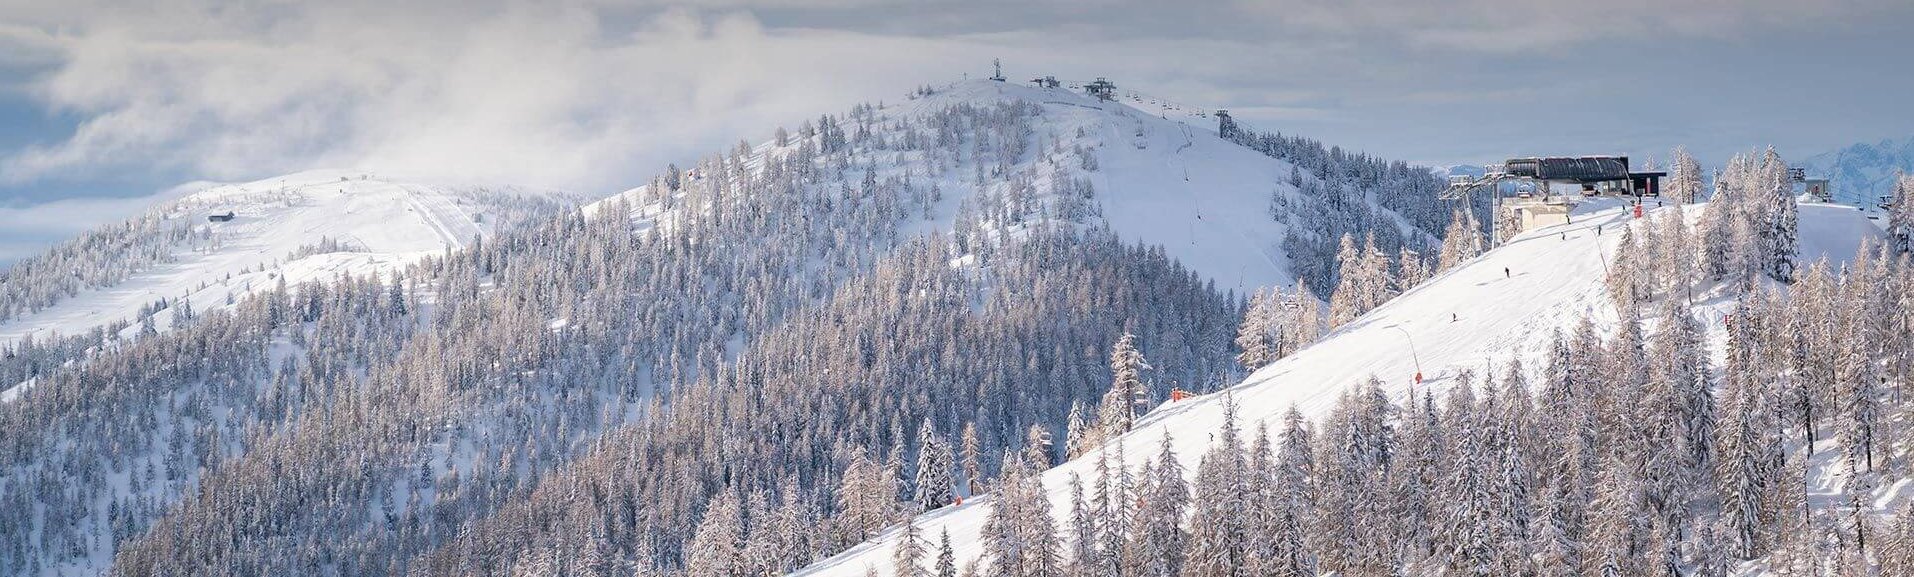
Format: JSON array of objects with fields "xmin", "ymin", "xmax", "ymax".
[
  {"xmin": 0, "ymin": 169, "xmax": 576, "ymax": 402},
  {"xmin": 793, "ymin": 199, "xmax": 1895, "ymax": 577}
]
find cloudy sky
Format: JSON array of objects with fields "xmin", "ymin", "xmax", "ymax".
[{"xmin": 3, "ymin": 0, "xmax": 1913, "ymax": 261}]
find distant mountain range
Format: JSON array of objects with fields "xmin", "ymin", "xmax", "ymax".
[{"xmin": 1801, "ymin": 136, "xmax": 1912, "ymax": 207}]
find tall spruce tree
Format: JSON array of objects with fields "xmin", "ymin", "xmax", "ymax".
[
  {"xmin": 917, "ymin": 420, "xmax": 957, "ymax": 510},
  {"xmin": 1183, "ymin": 399, "xmax": 1251, "ymax": 577},
  {"xmin": 1096, "ymin": 334, "xmax": 1149, "ymax": 444},
  {"xmin": 1131, "ymin": 434, "xmax": 1188, "ymax": 577}
]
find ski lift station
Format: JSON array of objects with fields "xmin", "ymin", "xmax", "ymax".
[{"xmin": 1444, "ymin": 156, "xmax": 1666, "ymax": 243}]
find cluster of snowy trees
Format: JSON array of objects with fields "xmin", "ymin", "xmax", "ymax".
[
  {"xmin": 1607, "ymin": 148, "xmax": 1803, "ymax": 308},
  {"xmin": 1236, "ymin": 216, "xmax": 1456, "ymax": 374},
  {"xmin": 1325, "ymin": 233, "xmax": 1429, "ymax": 329},
  {"xmin": 1232, "ymin": 282, "xmax": 1320, "ymax": 372},
  {"xmin": 1666, "ymin": 147, "xmax": 1706, "ymax": 205},
  {"xmin": 1698, "ymin": 148, "xmax": 1801, "ymax": 283},
  {"xmin": 0, "ymin": 272, "xmax": 423, "ymax": 575},
  {"xmin": 399, "ymin": 230, "xmax": 1239, "ymax": 577},
  {"xmin": 1889, "ymin": 173, "xmax": 1914, "ymax": 253},
  {"xmin": 1223, "ymin": 128, "xmax": 1454, "ymax": 298},
  {"xmin": 0, "ymin": 214, "xmax": 197, "ymax": 322},
  {"xmin": 939, "ymin": 233, "xmax": 1914, "ymax": 576}
]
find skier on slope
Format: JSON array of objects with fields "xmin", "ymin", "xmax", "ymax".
[{"xmin": 1504, "ymin": 267, "xmax": 1510, "ymax": 279}]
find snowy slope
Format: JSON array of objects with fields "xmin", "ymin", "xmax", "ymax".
[
  {"xmin": 593, "ymin": 80, "xmax": 1423, "ymax": 295},
  {"xmin": 792, "ymin": 200, "xmax": 1888, "ymax": 577},
  {"xmin": 0, "ymin": 169, "xmax": 576, "ymax": 399}
]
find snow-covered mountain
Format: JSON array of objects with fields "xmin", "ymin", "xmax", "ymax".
[
  {"xmin": 794, "ymin": 199, "xmax": 1897, "ymax": 577},
  {"xmin": 10, "ymin": 72, "xmax": 1907, "ymax": 576},
  {"xmin": 595, "ymin": 80, "xmax": 1435, "ymax": 296},
  {"xmin": 1801, "ymin": 136, "xmax": 1914, "ymax": 207},
  {"xmin": 1, "ymin": 78, "xmax": 1461, "ymax": 576},
  {"xmin": 0, "ymin": 169, "xmax": 579, "ymax": 400}
]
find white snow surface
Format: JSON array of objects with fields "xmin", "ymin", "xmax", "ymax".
[
  {"xmin": 0, "ymin": 169, "xmax": 575, "ymax": 401},
  {"xmin": 792, "ymin": 200, "xmax": 1890, "ymax": 577}
]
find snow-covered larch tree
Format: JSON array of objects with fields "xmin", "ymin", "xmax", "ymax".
[{"xmin": 1667, "ymin": 146, "xmax": 1704, "ymax": 204}]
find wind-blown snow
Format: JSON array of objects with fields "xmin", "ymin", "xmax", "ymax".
[{"xmin": 792, "ymin": 199, "xmax": 1888, "ymax": 577}]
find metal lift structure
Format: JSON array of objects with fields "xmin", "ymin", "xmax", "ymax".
[{"xmin": 1444, "ymin": 156, "xmax": 1665, "ymax": 245}]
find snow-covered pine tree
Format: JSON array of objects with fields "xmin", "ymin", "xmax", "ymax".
[
  {"xmin": 1437, "ymin": 373, "xmax": 1501, "ymax": 576},
  {"xmin": 1498, "ymin": 357, "xmax": 1538, "ymax": 476},
  {"xmin": 895, "ymin": 520, "xmax": 930, "ymax": 577},
  {"xmin": 1788, "ymin": 260, "xmax": 1838, "ymax": 454},
  {"xmin": 1285, "ymin": 280, "xmax": 1321, "ymax": 349},
  {"xmin": 980, "ymin": 454, "xmax": 1061, "ymax": 577},
  {"xmin": 937, "ymin": 530, "xmax": 958, "ymax": 577},
  {"xmin": 1837, "ymin": 350, "xmax": 1881, "ymax": 476},
  {"xmin": 1065, "ymin": 474, "xmax": 1098, "ymax": 577},
  {"xmin": 1385, "ymin": 391, "xmax": 1442, "ymax": 566},
  {"xmin": 917, "ymin": 419, "xmax": 957, "ymax": 511},
  {"xmin": 1095, "ymin": 334, "xmax": 1149, "ymax": 445},
  {"xmin": 1756, "ymin": 148, "xmax": 1799, "ymax": 281},
  {"xmin": 1130, "ymin": 434, "xmax": 1188, "ymax": 577},
  {"xmin": 1667, "ymin": 146, "xmax": 1704, "ymax": 204},
  {"xmin": 963, "ymin": 422, "xmax": 985, "ymax": 496},
  {"xmin": 1398, "ymin": 246, "xmax": 1429, "ymax": 290},
  {"xmin": 685, "ymin": 491, "xmax": 745, "ymax": 577},
  {"xmin": 1234, "ymin": 289, "xmax": 1276, "ymax": 372},
  {"xmin": 1697, "ymin": 182, "xmax": 1737, "ymax": 282},
  {"xmin": 1654, "ymin": 205, "xmax": 1696, "ymax": 299},
  {"xmin": 1357, "ymin": 233, "xmax": 1398, "ymax": 314},
  {"xmin": 1092, "ymin": 443, "xmax": 1133, "ymax": 577},
  {"xmin": 1605, "ymin": 225, "xmax": 1643, "ymax": 307},
  {"xmin": 1267, "ymin": 408, "xmax": 1316, "ymax": 576},
  {"xmin": 1654, "ymin": 297, "xmax": 1714, "ymax": 493},
  {"xmin": 1064, "ymin": 403, "xmax": 1089, "ymax": 459},
  {"xmin": 1437, "ymin": 209, "xmax": 1482, "ymax": 273},
  {"xmin": 1635, "ymin": 299, "xmax": 1700, "ymax": 520},
  {"xmin": 1183, "ymin": 398, "xmax": 1251, "ymax": 577},
  {"xmin": 1882, "ymin": 501, "xmax": 1914, "ymax": 577},
  {"xmin": 1715, "ymin": 288, "xmax": 1781, "ymax": 559},
  {"xmin": 1838, "ymin": 452, "xmax": 1877, "ymax": 573},
  {"xmin": 836, "ymin": 449, "xmax": 899, "ymax": 548},
  {"xmin": 761, "ymin": 480, "xmax": 822, "ymax": 572},
  {"xmin": 1586, "ymin": 454, "xmax": 1648, "ymax": 577},
  {"xmin": 1890, "ymin": 172, "xmax": 1914, "ymax": 253},
  {"xmin": 1024, "ymin": 424, "xmax": 1055, "ymax": 471},
  {"xmin": 1327, "ymin": 234, "xmax": 1365, "ymax": 328},
  {"xmin": 1242, "ymin": 421, "xmax": 1279, "ymax": 575}
]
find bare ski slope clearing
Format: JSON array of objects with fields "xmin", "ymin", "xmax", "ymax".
[{"xmin": 792, "ymin": 200, "xmax": 1887, "ymax": 577}]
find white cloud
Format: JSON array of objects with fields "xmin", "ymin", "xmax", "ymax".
[
  {"xmin": 0, "ymin": 0, "xmax": 1908, "ymax": 199},
  {"xmin": 1234, "ymin": 0, "xmax": 1908, "ymax": 53},
  {"xmin": 0, "ymin": 2, "xmax": 991, "ymax": 192}
]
